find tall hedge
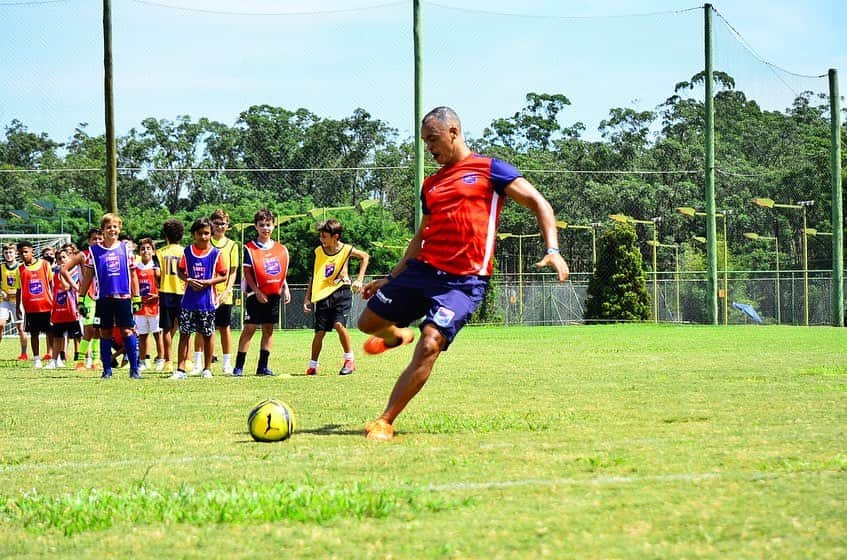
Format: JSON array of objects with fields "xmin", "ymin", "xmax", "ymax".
[{"xmin": 584, "ymin": 223, "xmax": 650, "ymax": 322}]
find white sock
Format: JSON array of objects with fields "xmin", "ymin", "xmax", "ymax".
[
  {"xmin": 343, "ymin": 352, "xmax": 354, "ymax": 361},
  {"xmin": 193, "ymin": 351, "xmax": 203, "ymax": 366},
  {"xmin": 309, "ymin": 360, "xmax": 319, "ymax": 369},
  {"xmin": 222, "ymin": 353, "xmax": 232, "ymax": 367}
]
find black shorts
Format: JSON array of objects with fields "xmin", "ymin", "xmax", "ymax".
[
  {"xmin": 51, "ymin": 320, "xmax": 82, "ymax": 339},
  {"xmin": 24, "ymin": 311, "xmax": 51, "ymax": 334},
  {"xmin": 159, "ymin": 293, "xmax": 182, "ymax": 331},
  {"xmin": 94, "ymin": 298, "xmax": 135, "ymax": 330},
  {"xmin": 243, "ymin": 293, "xmax": 280, "ymax": 325},
  {"xmin": 214, "ymin": 303, "xmax": 232, "ymax": 328},
  {"xmin": 314, "ymin": 286, "xmax": 352, "ymax": 332}
]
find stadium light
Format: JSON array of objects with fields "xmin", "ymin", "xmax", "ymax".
[
  {"xmin": 497, "ymin": 232, "xmax": 541, "ymax": 324},
  {"xmin": 308, "ymin": 199, "xmax": 380, "ymax": 220},
  {"xmin": 608, "ymin": 213, "xmax": 660, "ymax": 322},
  {"xmin": 677, "ymin": 207, "xmax": 729, "ymax": 325},
  {"xmin": 744, "ymin": 232, "xmax": 781, "ymax": 324},
  {"xmin": 31, "ymin": 200, "xmax": 93, "ymax": 230},
  {"xmin": 556, "ymin": 220, "xmax": 597, "ymax": 271},
  {"xmin": 752, "ymin": 197, "xmax": 814, "ymax": 325}
]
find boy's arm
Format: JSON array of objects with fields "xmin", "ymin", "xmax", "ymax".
[
  {"xmin": 59, "ymin": 253, "xmax": 83, "ymax": 289},
  {"xmin": 303, "ymin": 275, "xmax": 312, "ymax": 311},
  {"xmin": 349, "ymin": 247, "xmax": 370, "ymax": 294},
  {"xmin": 282, "ymin": 279, "xmax": 291, "ymax": 305},
  {"xmin": 77, "ymin": 265, "xmax": 94, "ymax": 303}
]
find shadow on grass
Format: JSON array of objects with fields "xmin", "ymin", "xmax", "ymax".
[{"xmin": 233, "ymin": 424, "xmax": 364, "ymax": 442}]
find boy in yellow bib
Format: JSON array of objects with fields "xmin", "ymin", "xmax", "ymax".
[{"xmin": 303, "ymin": 219, "xmax": 369, "ymax": 375}]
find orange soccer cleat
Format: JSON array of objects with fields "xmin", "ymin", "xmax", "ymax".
[
  {"xmin": 365, "ymin": 418, "xmax": 395, "ymax": 442},
  {"xmin": 363, "ymin": 328, "xmax": 414, "ymax": 355}
]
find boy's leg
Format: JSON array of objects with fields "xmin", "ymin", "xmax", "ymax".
[
  {"xmin": 335, "ymin": 324, "xmax": 356, "ymax": 375},
  {"xmin": 233, "ymin": 324, "xmax": 257, "ymax": 375}
]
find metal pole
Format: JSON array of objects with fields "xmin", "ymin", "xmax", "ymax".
[
  {"xmin": 802, "ymin": 206, "xmax": 809, "ymax": 326},
  {"xmin": 703, "ymin": 4, "xmax": 718, "ymax": 324},
  {"xmin": 722, "ymin": 212, "xmax": 728, "ymax": 325},
  {"xmin": 775, "ymin": 236, "xmax": 781, "ymax": 324},
  {"xmin": 518, "ymin": 237, "xmax": 524, "ymax": 324},
  {"xmin": 674, "ymin": 245, "xmax": 681, "ymax": 322},
  {"xmin": 413, "ymin": 0, "xmax": 424, "ymax": 230},
  {"xmin": 829, "ymin": 68, "xmax": 843, "ymax": 326},
  {"xmin": 652, "ymin": 225, "xmax": 658, "ymax": 322}
]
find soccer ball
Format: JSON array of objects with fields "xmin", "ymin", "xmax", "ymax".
[{"xmin": 247, "ymin": 399, "xmax": 296, "ymax": 442}]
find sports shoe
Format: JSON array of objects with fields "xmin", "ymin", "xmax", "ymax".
[
  {"xmin": 42, "ymin": 353, "xmax": 52, "ymax": 361},
  {"xmin": 363, "ymin": 328, "xmax": 415, "ymax": 355},
  {"xmin": 256, "ymin": 368, "xmax": 275, "ymax": 377},
  {"xmin": 85, "ymin": 356, "xmax": 93, "ymax": 369},
  {"xmin": 339, "ymin": 359, "xmax": 355, "ymax": 376},
  {"xmin": 129, "ymin": 370, "xmax": 141, "ymax": 379},
  {"xmin": 231, "ymin": 367, "xmax": 243, "ymax": 377},
  {"xmin": 101, "ymin": 370, "xmax": 112, "ymax": 379},
  {"xmin": 44, "ymin": 359, "xmax": 56, "ymax": 370},
  {"xmin": 163, "ymin": 361, "xmax": 174, "ymax": 373},
  {"xmin": 306, "ymin": 367, "xmax": 318, "ymax": 376},
  {"xmin": 201, "ymin": 369, "xmax": 213, "ymax": 378},
  {"xmin": 75, "ymin": 362, "xmax": 86, "ymax": 371},
  {"xmin": 189, "ymin": 364, "xmax": 203, "ymax": 376},
  {"xmin": 154, "ymin": 358, "xmax": 165, "ymax": 371},
  {"xmin": 56, "ymin": 358, "xmax": 65, "ymax": 368},
  {"xmin": 33, "ymin": 357, "xmax": 42, "ymax": 369},
  {"xmin": 222, "ymin": 364, "xmax": 234, "ymax": 375},
  {"xmin": 365, "ymin": 419, "xmax": 395, "ymax": 442},
  {"xmin": 17, "ymin": 353, "xmax": 28, "ymax": 361},
  {"xmin": 138, "ymin": 360, "xmax": 148, "ymax": 372},
  {"xmin": 169, "ymin": 370, "xmax": 187, "ymax": 380}
]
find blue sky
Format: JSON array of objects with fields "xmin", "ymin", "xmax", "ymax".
[{"xmin": 1, "ymin": 0, "xmax": 844, "ymax": 144}]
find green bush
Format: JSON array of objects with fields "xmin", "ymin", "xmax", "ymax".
[{"xmin": 584, "ymin": 223, "xmax": 650, "ymax": 322}]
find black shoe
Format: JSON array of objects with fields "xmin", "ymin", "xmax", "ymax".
[
  {"xmin": 101, "ymin": 370, "xmax": 112, "ymax": 379},
  {"xmin": 256, "ymin": 368, "xmax": 275, "ymax": 377},
  {"xmin": 130, "ymin": 370, "xmax": 141, "ymax": 379}
]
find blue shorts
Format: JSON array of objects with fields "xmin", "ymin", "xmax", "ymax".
[
  {"xmin": 365, "ymin": 260, "xmax": 488, "ymax": 350},
  {"xmin": 94, "ymin": 297, "xmax": 135, "ymax": 330}
]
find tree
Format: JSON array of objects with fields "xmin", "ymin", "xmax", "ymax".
[{"xmin": 584, "ymin": 223, "xmax": 650, "ymax": 322}]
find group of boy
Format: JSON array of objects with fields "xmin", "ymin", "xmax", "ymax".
[
  {"xmin": 5, "ymin": 204, "xmax": 368, "ymax": 381},
  {"xmin": 0, "ymin": 239, "xmax": 100, "ymax": 370}
]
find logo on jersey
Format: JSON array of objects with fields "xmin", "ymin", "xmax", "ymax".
[
  {"xmin": 139, "ymin": 280, "xmax": 151, "ymax": 296},
  {"xmin": 105, "ymin": 253, "xmax": 121, "ymax": 275},
  {"xmin": 56, "ymin": 291, "xmax": 67, "ymax": 305},
  {"xmin": 323, "ymin": 262, "xmax": 336, "ymax": 279},
  {"xmin": 433, "ymin": 306, "xmax": 455, "ymax": 328},
  {"xmin": 191, "ymin": 262, "xmax": 207, "ymax": 279},
  {"xmin": 28, "ymin": 280, "xmax": 43, "ymax": 295},
  {"xmin": 462, "ymin": 174, "xmax": 478, "ymax": 184},
  {"xmin": 264, "ymin": 258, "xmax": 281, "ymax": 276}
]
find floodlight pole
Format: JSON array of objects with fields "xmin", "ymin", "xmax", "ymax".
[
  {"xmin": 103, "ymin": 0, "xmax": 118, "ymax": 213},
  {"xmin": 703, "ymin": 3, "xmax": 719, "ymax": 325},
  {"xmin": 829, "ymin": 69, "xmax": 843, "ymax": 327}
]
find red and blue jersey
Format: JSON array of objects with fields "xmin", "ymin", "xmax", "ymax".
[
  {"xmin": 178, "ymin": 245, "xmax": 224, "ymax": 312},
  {"xmin": 419, "ymin": 153, "xmax": 521, "ymax": 276},
  {"xmin": 51, "ymin": 273, "xmax": 78, "ymax": 324}
]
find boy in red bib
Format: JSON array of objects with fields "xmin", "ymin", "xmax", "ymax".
[{"xmin": 232, "ymin": 208, "xmax": 290, "ymax": 377}]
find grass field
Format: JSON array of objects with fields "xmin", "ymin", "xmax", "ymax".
[{"xmin": 0, "ymin": 324, "xmax": 845, "ymax": 559}]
